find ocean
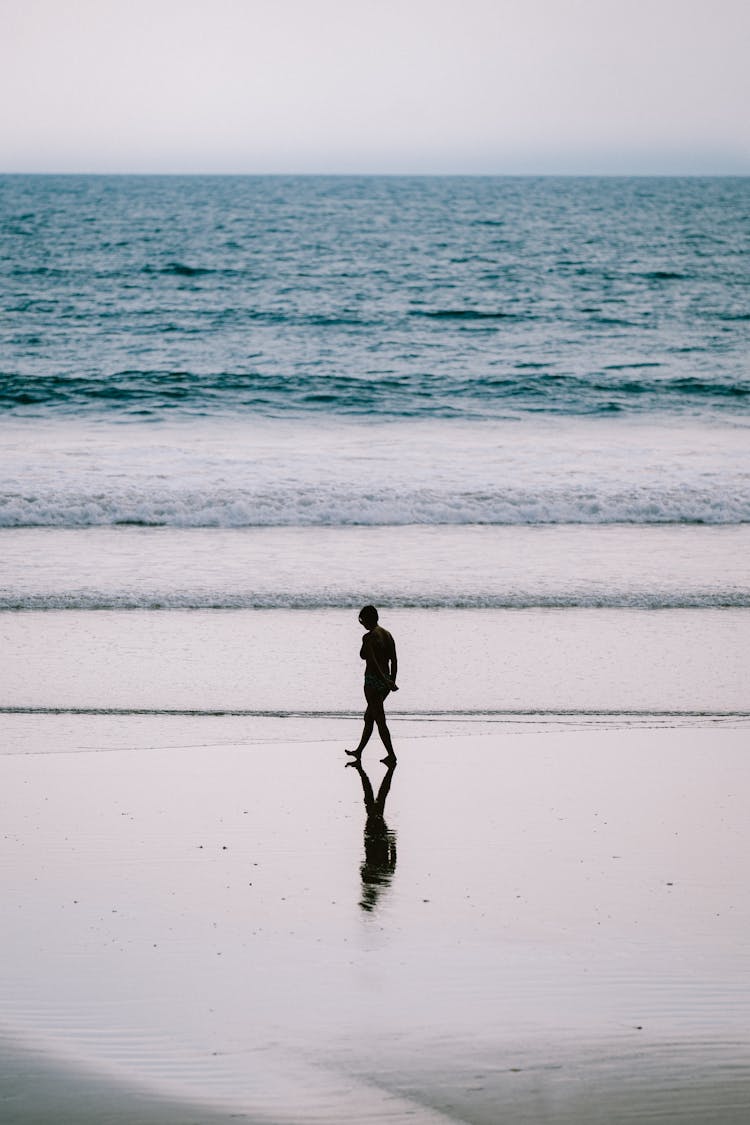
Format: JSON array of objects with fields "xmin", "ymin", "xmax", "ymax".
[{"xmin": 1, "ymin": 174, "xmax": 749, "ymax": 710}]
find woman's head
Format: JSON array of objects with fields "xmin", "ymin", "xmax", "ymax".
[{"xmin": 358, "ymin": 605, "xmax": 379, "ymax": 629}]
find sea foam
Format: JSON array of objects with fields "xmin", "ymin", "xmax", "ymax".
[{"xmin": 1, "ymin": 484, "xmax": 748, "ymax": 527}]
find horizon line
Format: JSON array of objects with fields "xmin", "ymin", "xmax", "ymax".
[{"xmin": 2, "ymin": 169, "xmax": 749, "ymax": 178}]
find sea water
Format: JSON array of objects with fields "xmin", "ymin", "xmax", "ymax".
[{"xmin": 1, "ymin": 175, "xmax": 749, "ymax": 712}]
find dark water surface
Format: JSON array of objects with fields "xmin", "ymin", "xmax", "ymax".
[{"xmin": 2, "ymin": 175, "xmax": 748, "ymax": 419}]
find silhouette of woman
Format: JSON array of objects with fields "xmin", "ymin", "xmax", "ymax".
[{"xmin": 346, "ymin": 605, "xmax": 398, "ymax": 763}]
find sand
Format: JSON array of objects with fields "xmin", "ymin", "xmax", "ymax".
[{"xmin": 2, "ymin": 710, "xmax": 749, "ymax": 1123}]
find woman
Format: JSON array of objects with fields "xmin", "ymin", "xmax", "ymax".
[{"xmin": 345, "ymin": 605, "xmax": 398, "ymax": 763}]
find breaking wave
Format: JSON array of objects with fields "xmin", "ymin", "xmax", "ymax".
[{"xmin": 1, "ymin": 484, "xmax": 749, "ymax": 527}]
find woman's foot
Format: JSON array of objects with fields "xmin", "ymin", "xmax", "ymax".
[
  {"xmin": 380, "ymin": 754, "xmax": 397, "ymax": 765},
  {"xmin": 345, "ymin": 748, "xmax": 362, "ymax": 759}
]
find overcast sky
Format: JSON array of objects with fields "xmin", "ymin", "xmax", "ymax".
[{"xmin": 2, "ymin": 0, "xmax": 748, "ymax": 174}]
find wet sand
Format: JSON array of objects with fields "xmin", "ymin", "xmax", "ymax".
[{"xmin": 2, "ymin": 712, "xmax": 749, "ymax": 1123}]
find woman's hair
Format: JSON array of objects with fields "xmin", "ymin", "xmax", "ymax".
[{"xmin": 358, "ymin": 605, "xmax": 379, "ymax": 628}]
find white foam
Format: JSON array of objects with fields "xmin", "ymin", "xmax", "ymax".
[{"xmin": 0, "ymin": 415, "xmax": 748, "ymax": 527}]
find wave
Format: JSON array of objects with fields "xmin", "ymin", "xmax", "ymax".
[
  {"xmin": 2, "ymin": 589, "xmax": 748, "ymax": 610},
  {"xmin": 151, "ymin": 262, "xmax": 216, "ymax": 277},
  {"xmin": 640, "ymin": 270, "xmax": 686, "ymax": 280},
  {"xmin": 412, "ymin": 309, "xmax": 522, "ymax": 321},
  {"xmin": 2, "ymin": 371, "xmax": 749, "ymax": 416},
  {"xmin": 1, "ymin": 484, "xmax": 749, "ymax": 527}
]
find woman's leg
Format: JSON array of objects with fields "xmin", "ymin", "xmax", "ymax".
[
  {"xmin": 347, "ymin": 697, "xmax": 375, "ymax": 757},
  {"xmin": 347, "ymin": 684, "xmax": 395, "ymax": 759},
  {"xmin": 369, "ymin": 692, "xmax": 396, "ymax": 760}
]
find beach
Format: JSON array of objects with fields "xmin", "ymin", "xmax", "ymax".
[
  {"xmin": 2, "ymin": 173, "xmax": 749, "ymax": 1121},
  {"xmin": 2, "ymin": 605, "xmax": 750, "ymax": 1122},
  {"xmin": 2, "ymin": 698, "xmax": 750, "ymax": 1123}
]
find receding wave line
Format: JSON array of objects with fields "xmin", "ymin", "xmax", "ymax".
[
  {"xmin": 3, "ymin": 706, "xmax": 747, "ymax": 720},
  {"xmin": 1, "ymin": 589, "xmax": 750, "ymax": 607},
  {"xmin": 1, "ymin": 591, "xmax": 748, "ymax": 610}
]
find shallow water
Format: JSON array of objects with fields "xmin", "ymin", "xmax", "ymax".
[
  {"xmin": 1, "ymin": 607, "xmax": 748, "ymax": 715},
  {"xmin": 2, "ymin": 523, "xmax": 750, "ymax": 610}
]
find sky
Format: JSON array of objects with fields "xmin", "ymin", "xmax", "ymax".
[{"xmin": 1, "ymin": 0, "xmax": 749, "ymax": 174}]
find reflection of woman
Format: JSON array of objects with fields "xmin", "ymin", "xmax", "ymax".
[
  {"xmin": 346, "ymin": 605, "xmax": 398, "ymax": 764},
  {"xmin": 348, "ymin": 758, "xmax": 397, "ymax": 913}
]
